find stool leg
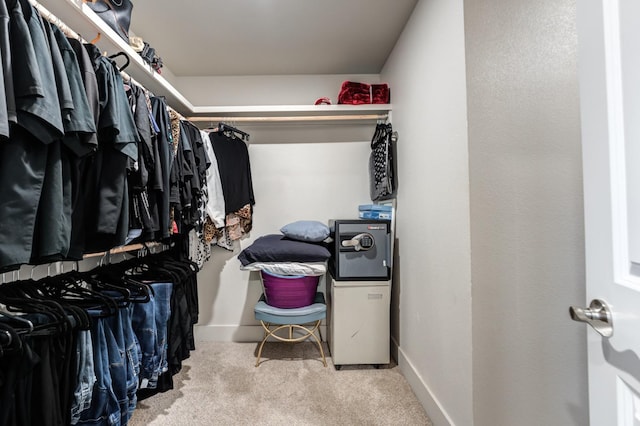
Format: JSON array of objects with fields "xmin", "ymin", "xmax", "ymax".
[
  {"xmin": 256, "ymin": 321, "xmax": 270, "ymax": 367},
  {"xmin": 309, "ymin": 320, "xmax": 327, "ymax": 367},
  {"xmin": 255, "ymin": 319, "xmax": 327, "ymax": 367}
]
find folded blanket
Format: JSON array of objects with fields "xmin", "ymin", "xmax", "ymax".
[
  {"xmin": 238, "ymin": 234, "xmax": 331, "ymax": 266},
  {"xmin": 240, "ymin": 261, "xmax": 327, "ymax": 276}
]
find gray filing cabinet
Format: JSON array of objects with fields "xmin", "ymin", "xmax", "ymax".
[{"xmin": 327, "ymin": 276, "xmax": 390, "ymax": 368}]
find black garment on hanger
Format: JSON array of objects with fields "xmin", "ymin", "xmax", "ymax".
[
  {"xmin": 183, "ymin": 121, "xmax": 210, "ymax": 191},
  {"xmin": 369, "ymin": 122, "xmax": 397, "ymax": 201},
  {"xmin": 0, "ymin": 278, "xmax": 86, "ymax": 426},
  {"xmin": 209, "ymin": 130, "xmax": 255, "ymax": 214},
  {"xmin": 151, "ymin": 96, "xmax": 173, "ymax": 239},
  {"xmin": 127, "ymin": 83, "xmax": 160, "ymax": 241},
  {"xmin": 52, "ymin": 25, "xmax": 96, "ymax": 156},
  {"xmin": 0, "ymin": 0, "xmax": 10, "ymax": 138},
  {"xmin": 177, "ymin": 120, "xmax": 194, "ymax": 216},
  {"xmin": 15, "ymin": 0, "xmax": 64, "ymax": 144},
  {"xmin": 180, "ymin": 121, "xmax": 210, "ymax": 234},
  {"xmin": 65, "ymin": 40, "xmax": 101, "ymax": 259},
  {"xmin": 82, "ymin": 43, "xmax": 139, "ymax": 253},
  {"xmin": 67, "ymin": 38, "xmax": 100, "ymax": 146},
  {"xmin": 0, "ymin": 127, "xmax": 48, "ymax": 271},
  {"xmin": 0, "ymin": 0, "xmax": 64, "ymax": 270},
  {"xmin": 176, "ymin": 120, "xmax": 206, "ymax": 230},
  {"xmin": 32, "ymin": 19, "xmax": 104, "ymax": 264}
]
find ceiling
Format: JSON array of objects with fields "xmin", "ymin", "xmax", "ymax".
[{"xmin": 129, "ymin": 0, "xmax": 418, "ymax": 77}]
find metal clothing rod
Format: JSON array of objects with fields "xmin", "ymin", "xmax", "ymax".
[
  {"xmin": 217, "ymin": 122, "xmax": 250, "ymax": 141},
  {"xmin": 29, "ymin": 0, "xmax": 186, "ymax": 122},
  {"xmin": 30, "ymin": 0, "xmax": 139, "ymax": 82},
  {"xmin": 30, "ymin": 0, "xmax": 87, "ymax": 42},
  {"xmin": 83, "ymin": 242, "xmax": 166, "ymax": 259},
  {"xmin": 188, "ymin": 114, "xmax": 388, "ymax": 123}
]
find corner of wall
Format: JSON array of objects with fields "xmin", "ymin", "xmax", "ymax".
[
  {"xmin": 380, "ymin": 0, "xmax": 473, "ymax": 424},
  {"xmin": 396, "ymin": 342, "xmax": 455, "ymax": 426}
]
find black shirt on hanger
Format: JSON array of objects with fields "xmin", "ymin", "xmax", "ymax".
[
  {"xmin": 66, "ymin": 37, "xmax": 100, "ymax": 259},
  {"xmin": 52, "ymin": 25, "xmax": 96, "ymax": 155},
  {"xmin": 68, "ymin": 37, "xmax": 100, "ymax": 145},
  {"xmin": 151, "ymin": 96, "xmax": 173, "ymax": 239},
  {"xmin": 209, "ymin": 131, "xmax": 255, "ymax": 215},
  {"xmin": 0, "ymin": 0, "xmax": 11, "ymax": 138},
  {"xmin": 15, "ymin": 0, "xmax": 64, "ymax": 144},
  {"xmin": 83, "ymin": 43, "xmax": 139, "ymax": 252}
]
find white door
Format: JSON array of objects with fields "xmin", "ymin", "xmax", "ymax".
[{"xmin": 576, "ymin": 0, "xmax": 640, "ymax": 423}]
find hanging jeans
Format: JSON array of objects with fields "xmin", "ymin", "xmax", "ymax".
[
  {"xmin": 70, "ymin": 330, "xmax": 97, "ymax": 425},
  {"xmin": 122, "ymin": 305, "xmax": 140, "ymax": 421},
  {"xmin": 151, "ymin": 282, "xmax": 173, "ymax": 383},
  {"xmin": 77, "ymin": 315, "xmax": 121, "ymax": 426},
  {"xmin": 131, "ymin": 281, "xmax": 172, "ymax": 390},
  {"xmin": 131, "ymin": 289, "xmax": 157, "ymax": 390},
  {"xmin": 131, "ymin": 283, "xmax": 173, "ymax": 389},
  {"xmin": 102, "ymin": 300, "xmax": 141, "ymax": 425}
]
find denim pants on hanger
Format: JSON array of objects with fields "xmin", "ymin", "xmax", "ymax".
[
  {"xmin": 104, "ymin": 305, "xmax": 138, "ymax": 425},
  {"xmin": 121, "ymin": 305, "xmax": 140, "ymax": 421},
  {"xmin": 150, "ymin": 282, "xmax": 173, "ymax": 382},
  {"xmin": 77, "ymin": 315, "xmax": 121, "ymax": 426},
  {"xmin": 70, "ymin": 330, "xmax": 97, "ymax": 425},
  {"xmin": 131, "ymin": 281, "xmax": 173, "ymax": 389},
  {"xmin": 131, "ymin": 290, "xmax": 158, "ymax": 389}
]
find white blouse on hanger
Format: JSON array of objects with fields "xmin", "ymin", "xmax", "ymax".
[{"xmin": 200, "ymin": 129, "xmax": 226, "ymax": 228}]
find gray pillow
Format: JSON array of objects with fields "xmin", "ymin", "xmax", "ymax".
[{"xmin": 280, "ymin": 220, "xmax": 330, "ymax": 243}]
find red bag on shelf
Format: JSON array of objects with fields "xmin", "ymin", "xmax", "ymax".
[
  {"xmin": 337, "ymin": 81, "xmax": 390, "ymax": 104},
  {"xmin": 372, "ymin": 83, "xmax": 390, "ymax": 104},
  {"xmin": 337, "ymin": 81, "xmax": 371, "ymax": 105}
]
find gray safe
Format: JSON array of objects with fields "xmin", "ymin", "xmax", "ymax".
[{"xmin": 328, "ymin": 219, "xmax": 391, "ymax": 281}]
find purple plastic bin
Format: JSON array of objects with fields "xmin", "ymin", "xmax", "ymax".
[{"xmin": 260, "ymin": 270, "xmax": 320, "ymax": 309}]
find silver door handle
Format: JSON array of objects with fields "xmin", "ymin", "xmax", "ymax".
[{"xmin": 569, "ymin": 299, "xmax": 613, "ymax": 337}]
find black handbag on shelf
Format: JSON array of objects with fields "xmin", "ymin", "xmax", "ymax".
[{"xmin": 85, "ymin": 0, "xmax": 133, "ymax": 43}]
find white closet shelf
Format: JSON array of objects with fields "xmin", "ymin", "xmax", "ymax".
[
  {"xmin": 188, "ymin": 104, "xmax": 392, "ymax": 122},
  {"xmin": 35, "ymin": 0, "xmax": 194, "ymax": 115},
  {"xmin": 33, "ymin": 0, "xmax": 393, "ymax": 122},
  {"xmin": 191, "ymin": 104, "xmax": 391, "ymax": 116}
]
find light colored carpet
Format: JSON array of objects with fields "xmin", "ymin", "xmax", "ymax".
[{"xmin": 128, "ymin": 341, "xmax": 432, "ymax": 426}]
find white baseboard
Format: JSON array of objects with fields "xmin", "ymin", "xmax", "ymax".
[
  {"xmin": 394, "ymin": 341, "xmax": 455, "ymax": 426},
  {"xmin": 194, "ymin": 324, "xmax": 328, "ymax": 342}
]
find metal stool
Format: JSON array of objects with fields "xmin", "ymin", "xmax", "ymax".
[{"xmin": 254, "ymin": 292, "xmax": 327, "ymax": 367}]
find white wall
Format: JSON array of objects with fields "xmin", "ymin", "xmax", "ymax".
[
  {"xmin": 464, "ymin": 1, "xmax": 588, "ymax": 425},
  {"xmin": 380, "ymin": 0, "xmax": 588, "ymax": 424},
  {"xmin": 380, "ymin": 1, "xmax": 473, "ymax": 425},
  {"xmin": 174, "ymin": 3, "xmax": 589, "ymax": 425},
  {"xmin": 176, "ymin": 74, "xmax": 381, "ymax": 107},
  {"xmin": 196, "ymin": 140, "xmax": 375, "ymax": 340},
  {"xmin": 174, "ymin": 75, "xmax": 382, "ymax": 340}
]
